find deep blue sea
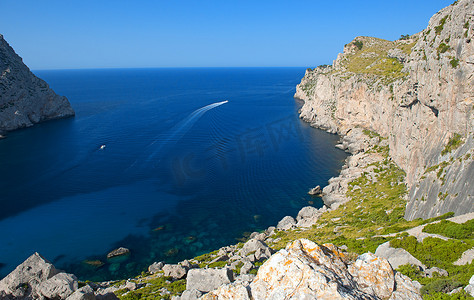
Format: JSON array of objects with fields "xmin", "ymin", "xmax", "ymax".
[{"xmin": 0, "ymin": 68, "xmax": 347, "ymax": 281}]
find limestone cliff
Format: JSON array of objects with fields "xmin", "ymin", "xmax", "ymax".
[
  {"xmin": 295, "ymin": 0, "xmax": 473, "ymax": 220},
  {"xmin": 0, "ymin": 34, "xmax": 74, "ymax": 132}
]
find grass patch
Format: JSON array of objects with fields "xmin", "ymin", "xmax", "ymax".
[
  {"xmin": 441, "ymin": 134, "xmax": 463, "ymax": 155},
  {"xmin": 116, "ymin": 276, "xmax": 186, "ymax": 300},
  {"xmin": 450, "ymin": 58, "xmax": 459, "ymax": 68}
]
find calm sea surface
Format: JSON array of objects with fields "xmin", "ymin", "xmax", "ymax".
[{"xmin": 0, "ymin": 68, "xmax": 347, "ymax": 280}]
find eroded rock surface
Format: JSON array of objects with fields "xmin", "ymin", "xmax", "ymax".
[
  {"xmin": 201, "ymin": 239, "xmax": 422, "ymax": 300},
  {"xmin": 0, "ymin": 34, "xmax": 74, "ymax": 132}
]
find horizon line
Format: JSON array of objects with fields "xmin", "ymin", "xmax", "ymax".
[{"xmin": 32, "ymin": 66, "xmax": 315, "ymax": 72}]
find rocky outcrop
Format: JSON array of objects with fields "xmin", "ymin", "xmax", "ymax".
[
  {"xmin": 0, "ymin": 253, "xmax": 80, "ymax": 300},
  {"xmin": 295, "ymin": 0, "xmax": 473, "ymax": 219},
  {"xmin": 201, "ymin": 239, "xmax": 422, "ymax": 299},
  {"xmin": 0, "ymin": 34, "xmax": 74, "ymax": 132}
]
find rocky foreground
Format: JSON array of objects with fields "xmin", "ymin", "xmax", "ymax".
[{"xmin": 0, "ymin": 34, "xmax": 74, "ymax": 133}]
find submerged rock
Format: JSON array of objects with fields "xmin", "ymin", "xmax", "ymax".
[{"xmin": 106, "ymin": 247, "xmax": 130, "ymax": 259}]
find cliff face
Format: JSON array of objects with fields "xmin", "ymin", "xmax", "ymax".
[
  {"xmin": 0, "ymin": 34, "xmax": 74, "ymax": 132},
  {"xmin": 295, "ymin": 0, "xmax": 473, "ymax": 220}
]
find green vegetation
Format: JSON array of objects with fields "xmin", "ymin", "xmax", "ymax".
[
  {"xmin": 399, "ymin": 34, "xmax": 410, "ymax": 40},
  {"xmin": 450, "ymin": 58, "xmax": 459, "ymax": 68},
  {"xmin": 340, "ymin": 38, "xmax": 409, "ymax": 83},
  {"xmin": 353, "ymin": 40, "xmax": 363, "ymax": 50},
  {"xmin": 441, "ymin": 133, "xmax": 463, "ymax": 155},
  {"xmin": 437, "ymin": 43, "xmax": 451, "ymax": 57},
  {"xmin": 435, "ymin": 15, "xmax": 449, "ymax": 35},
  {"xmin": 391, "ymin": 236, "xmax": 474, "ymax": 293},
  {"xmin": 116, "ymin": 276, "xmax": 186, "ymax": 300},
  {"xmin": 423, "ymin": 219, "xmax": 474, "ymax": 239}
]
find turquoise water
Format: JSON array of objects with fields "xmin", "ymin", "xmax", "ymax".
[{"xmin": 0, "ymin": 68, "xmax": 347, "ymax": 280}]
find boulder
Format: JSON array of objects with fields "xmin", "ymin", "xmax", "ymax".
[
  {"xmin": 95, "ymin": 293, "xmax": 120, "ymax": 300},
  {"xmin": 66, "ymin": 285, "xmax": 96, "ymax": 300},
  {"xmin": 248, "ymin": 239, "xmax": 422, "ymax": 299},
  {"xmin": 162, "ymin": 264, "xmax": 188, "ymax": 279},
  {"xmin": 425, "ymin": 267, "xmax": 448, "ymax": 278},
  {"xmin": 296, "ymin": 206, "xmax": 322, "ymax": 227},
  {"xmin": 186, "ymin": 268, "xmax": 233, "ymax": 293},
  {"xmin": 308, "ymin": 185, "xmax": 322, "ymax": 196},
  {"xmin": 453, "ymin": 247, "xmax": 474, "ymax": 266},
  {"xmin": 180, "ymin": 288, "xmax": 202, "ymax": 300},
  {"xmin": 240, "ymin": 262, "xmax": 254, "ymax": 275},
  {"xmin": 465, "ymin": 275, "xmax": 474, "ymax": 297},
  {"xmin": 37, "ymin": 272, "xmax": 78, "ymax": 299},
  {"xmin": 239, "ymin": 239, "xmax": 270, "ymax": 257},
  {"xmin": 0, "ymin": 252, "xmax": 59, "ymax": 299},
  {"xmin": 106, "ymin": 247, "xmax": 130, "ymax": 259},
  {"xmin": 200, "ymin": 282, "xmax": 251, "ymax": 300},
  {"xmin": 148, "ymin": 261, "xmax": 164, "ymax": 274},
  {"xmin": 375, "ymin": 241, "xmax": 426, "ymax": 270},
  {"xmin": 348, "ymin": 252, "xmax": 395, "ymax": 299},
  {"xmin": 276, "ymin": 216, "xmax": 296, "ymax": 230}
]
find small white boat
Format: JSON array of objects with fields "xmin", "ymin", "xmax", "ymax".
[{"xmin": 99, "ymin": 145, "xmax": 106, "ymax": 150}]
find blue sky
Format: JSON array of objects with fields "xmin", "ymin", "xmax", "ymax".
[{"xmin": 0, "ymin": 0, "xmax": 452, "ymax": 70}]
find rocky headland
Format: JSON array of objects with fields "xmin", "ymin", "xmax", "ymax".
[
  {"xmin": 1, "ymin": 0, "xmax": 473, "ymax": 299},
  {"xmin": 0, "ymin": 34, "xmax": 74, "ymax": 134},
  {"xmin": 294, "ymin": 0, "xmax": 473, "ymax": 220}
]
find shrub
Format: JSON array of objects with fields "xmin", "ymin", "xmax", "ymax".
[
  {"xmin": 435, "ymin": 15, "xmax": 449, "ymax": 35},
  {"xmin": 450, "ymin": 58, "xmax": 459, "ymax": 68},
  {"xmin": 399, "ymin": 34, "xmax": 410, "ymax": 40},
  {"xmin": 441, "ymin": 133, "xmax": 463, "ymax": 155},
  {"xmin": 421, "ymin": 278, "xmax": 463, "ymax": 295},
  {"xmin": 353, "ymin": 40, "xmax": 363, "ymax": 50},
  {"xmin": 423, "ymin": 219, "xmax": 474, "ymax": 239}
]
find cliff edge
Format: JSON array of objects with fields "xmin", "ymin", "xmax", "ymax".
[
  {"xmin": 295, "ymin": 0, "xmax": 473, "ymax": 220},
  {"xmin": 0, "ymin": 34, "xmax": 74, "ymax": 133}
]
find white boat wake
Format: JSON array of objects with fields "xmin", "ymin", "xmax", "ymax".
[{"xmin": 137, "ymin": 100, "xmax": 229, "ymax": 168}]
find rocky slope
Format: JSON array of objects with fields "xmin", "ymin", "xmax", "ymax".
[
  {"xmin": 0, "ymin": 34, "xmax": 74, "ymax": 133},
  {"xmin": 295, "ymin": 0, "xmax": 473, "ymax": 220}
]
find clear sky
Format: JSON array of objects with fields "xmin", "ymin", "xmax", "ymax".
[{"xmin": 0, "ymin": 0, "xmax": 453, "ymax": 70}]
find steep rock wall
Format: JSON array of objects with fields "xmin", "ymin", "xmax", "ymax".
[
  {"xmin": 295, "ymin": 0, "xmax": 473, "ymax": 219},
  {"xmin": 0, "ymin": 34, "xmax": 74, "ymax": 132}
]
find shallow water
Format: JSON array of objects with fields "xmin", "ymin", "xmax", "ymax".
[{"xmin": 0, "ymin": 68, "xmax": 347, "ymax": 280}]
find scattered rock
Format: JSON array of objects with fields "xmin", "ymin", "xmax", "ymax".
[
  {"xmin": 240, "ymin": 262, "xmax": 254, "ymax": 275},
  {"xmin": 162, "ymin": 264, "xmax": 188, "ymax": 280},
  {"xmin": 464, "ymin": 275, "xmax": 474, "ymax": 297},
  {"xmin": 308, "ymin": 185, "xmax": 322, "ymax": 196},
  {"xmin": 37, "ymin": 272, "xmax": 78, "ymax": 299},
  {"xmin": 200, "ymin": 282, "xmax": 251, "ymax": 300},
  {"xmin": 276, "ymin": 216, "xmax": 296, "ymax": 230},
  {"xmin": 180, "ymin": 288, "xmax": 202, "ymax": 300},
  {"xmin": 453, "ymin": 247, "xmax": 474, "ymax": 266},
  {"xmin": 296, "ymin": 206, "xmax": 323, "ymax": 227},
  {"xmin": 239, "ymin": 239, "xmax": 271, "ymax": 257},
  {"xmin": 186, "ymin": 268, "xmax": 234, "ymax": 293},
  {"xmin": 148, "ymin": 261, "xmax": 164, "ymax": 274},
  {"xmin": 66, "ymin": 285, "xmax": 96, "ymax": 300},
  {"xmin": 425, "ymin": 267, "xmax": 448, "ymax": 278},
  {"xmin": 107, "ymin": 247, "xmax": 130, "ymax": 259},
  {"xmin": 375, "ymin": 241, "xmax": 426, "ymax": 270}
]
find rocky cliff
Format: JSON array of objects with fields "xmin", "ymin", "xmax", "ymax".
[
  {"xmin": 295, "ymin": 0, "xmax": 473, "ymax": 220},
  {"xmin": 0, "ymin": 34, "xmax": 74, "ymax": 133}
]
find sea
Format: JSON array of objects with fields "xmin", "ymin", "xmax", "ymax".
[{"xmin": 0, "ymin": 68, "xmax": 347, "ymax": 281}]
